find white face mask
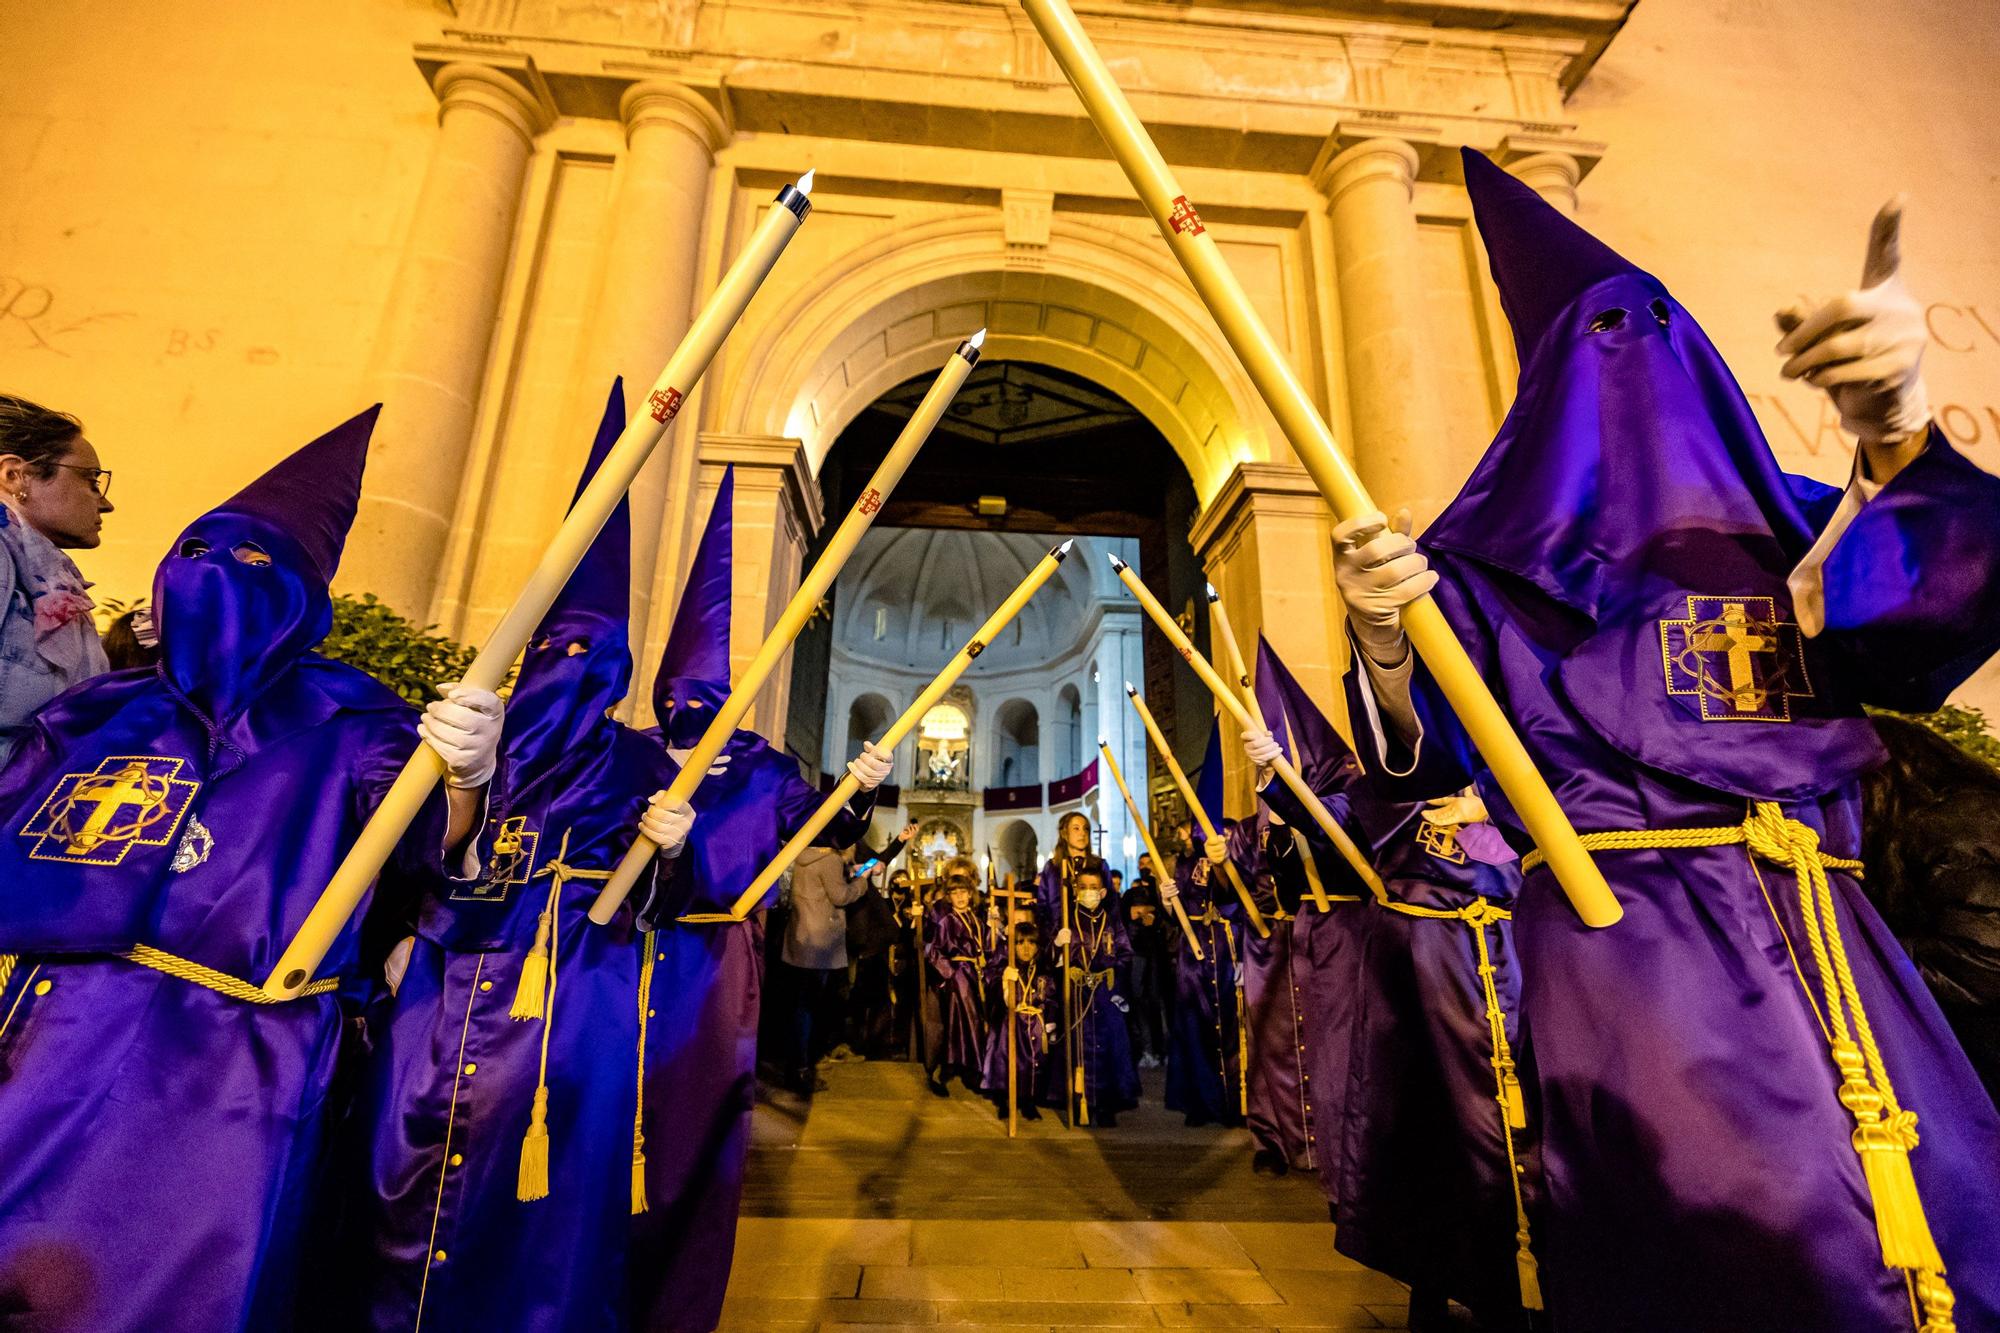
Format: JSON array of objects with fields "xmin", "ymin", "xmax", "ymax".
[{"xmin": 1076, "ymin": 888, "xmax": 1104, "ymax": 911}]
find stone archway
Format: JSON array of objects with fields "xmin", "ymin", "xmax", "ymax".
[{"xmin": 711, "ymin": 214, "xmax": 1273, "ymax": 502}]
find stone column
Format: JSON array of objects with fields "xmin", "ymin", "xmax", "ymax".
[
  {"xmin": 590, "ymin": 80, "xmax": 729, "ymax": 641},
  {"xmin": 348, "ymin": 63, "xmax": 551, "ymax": 615},
  {"xmin": 1190, "ymin": 462, "xmax": 1349, "ymax": 814},
  {"xmin": 658, "ymin": 433, "xmax": 822, "ymax": 736},
  {"xmin": 1314, "ymin": 133, "xmax": 1454, "ymax": 527},
  {"xmin": 1505, "ymin": 150, "xmax": 1583, "ymax": 214}
]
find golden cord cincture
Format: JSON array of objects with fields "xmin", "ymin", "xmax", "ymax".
[{"xmin": 1521, "ymin": 803, "xmax": 1954, "ymax": 1328}]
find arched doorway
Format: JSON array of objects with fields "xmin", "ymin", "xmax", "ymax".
[{"xmin": 787, "ymin": 358, "xmax": 1217, "ymax": 886}]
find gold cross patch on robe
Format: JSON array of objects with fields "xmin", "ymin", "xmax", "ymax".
[
  {"xmin": 20, "ymin": 756, "xmax": 200, "ymax": 866},
  {"xmin": 1659, "ymin": 595, "xmax": 1814, "ymax": 723},
  {"xmin": 452, "ymin": 815, "xmax": 539, "ymax": 902}
]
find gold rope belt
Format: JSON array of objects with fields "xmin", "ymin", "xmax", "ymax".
[
  {"xmin": 1522, "ymin": 801, "xmax": 1955, "ymax": 1332},
  {"xmin": 0, "ymin": 947, "xmax": 338, "ymax": 1004},
  {"xmin": 1379, "ymin": 894, "xmax": 1540, "ymax": 1311}
]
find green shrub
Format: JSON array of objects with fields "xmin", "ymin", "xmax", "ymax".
[
  {"xmin": 321, "ymin": 593, "xmax": 483, "ymax": 706},
  {"xmin": 1867, "ymin": 703, "xmax": 2000, "ymax": 772}
]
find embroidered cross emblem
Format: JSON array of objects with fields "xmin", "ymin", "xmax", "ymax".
[
  {"xmin": 1416, "ymin": 819, "xmax": 1467, "ymax": 865},
  {"xmin": 454, "ymin": 815, "xmax": 538, "ymax": 902},
  {"xmin": 1167, "ymin": 195, "xmax": 1205, "ymax": 237},
  {"xmin": 20, "ymin": 756, "xmax": 199, "ymax": 866},
  {"xmin": 1660, "ymin": 595, "xmax": 1813, "ymax": 722},
  {"xmin": 648, "ymin": 387, "xmax": 685, "ymax": 425}
]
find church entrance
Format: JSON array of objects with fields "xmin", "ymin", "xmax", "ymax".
[{"xmin": 730, "ymin": 363, "xmax": 1399, "ymax": 1329}]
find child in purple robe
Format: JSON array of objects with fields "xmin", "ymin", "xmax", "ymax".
[
  {"xmin": 624, "ymin": 469, "xmax": 886, "ymax": 1333},
  {"xmin": 0, "ymin": 409, "xmax": 500, "ymax": 1333},
  {"xmin": 982, "ymin": 918, "xmax": 1053, "ymax": 1121},
  {"xmin": 923, "ymin": 866, "xmax": 991, "ymax": 1096},
  {"xmin": 1336, "ymin": 152, "xmax": 2000, "ymax": 1331},
  {"xmin": 332, "ymin": 382, "xmax": 694, "ymax": 1332},
  {"xmin": 1035, "ymin": 810, "xmax": 1109, "ymax": 933},
  {"xmin": 1049, "ymin": 866, "xmax": 1139, "ymax": 1126}
]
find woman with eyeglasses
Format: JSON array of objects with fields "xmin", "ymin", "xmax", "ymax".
[{"xmin": 0, "ymin": 393, "xmax": 114, "ymax": 766}]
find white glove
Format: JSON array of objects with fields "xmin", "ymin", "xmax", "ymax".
[
  {"xmin": 847, "ymin": 740, "xmax": 893, "ymax": 792},
  {"xmin": 1242, "ymin": 728, "xmax": 1283, "ymax": 767},
  {"xmin": 1161, "ymin": 883, "xmax": 1180, "ymax": 905},
  {"xmin": 1776, "ymin": 199, "xmax": 1930, "ymax": 451},
  {"xmin": 421, "ymin": 683, "xmax": 503, "ymax": 789},
  {"xmin": 1110, "ymin": 994, "xmax": 1130, "ymax": 1014},
  {"xmin": 1003, "ymin": 965, "xmax": 1021, "ymax": 984},
  {"xmin": 1204, "ymin": 836, "xmax": 1228, "ymax": 866},
  {"xmin": 987, "ymin": 905, "xmax": 1002, "ymax": 928},
  {"xmin": 1054, "ymin": 927, "xmax": 1073, "ymax": 949},
  {"xmin": 1333, "ymin": 509, "xmax": 1437, "ymax": 667},
  {"xmin": 639, "ymin": 793, "xmax": 695, "ymax": 856}
]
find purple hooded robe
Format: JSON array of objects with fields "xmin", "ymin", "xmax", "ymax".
[
  {"xmin": 334, "ymin": 382, "xmax": 685, "ymax": 1332},
  {"xmin": 1343, "ymin": 151, "xmax": 2000, "ymax": 1331},
  {"xmin": 627, "ymin": 470, "xmax": 871, "ymax": 1333},
  {"xmin": 0, "ymin": 409, "xmax": 462, "ymax": 1332}
]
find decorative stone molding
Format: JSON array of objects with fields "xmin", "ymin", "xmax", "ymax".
[
  {"xmin": 1497, "ymin": 130, "xmax": 1607, "ymax": 208},
  {"xmin": 1002, "ymin": 188, "xmax": 1054, "ymax": 270},
  {"xmin": 420, "ymin": 53, "xmax": 555, "ymax": 142},
  {"xmin": 1188, "ymin": 462, "xmax": 1331, "ymax": 567},
  {"xmin": 1311, "ymin": 121, "xmax": 1444, "ymax": 196},
  {"xmin": 696, "ymin": 433, "xmax": 824, "ymax": 542},
  {"xmin": 619, "ymin": 78, "xmax": 730, "ymax": 154}
]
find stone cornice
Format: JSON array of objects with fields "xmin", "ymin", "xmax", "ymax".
[{"xmin": 433, "ymin": 0, "xmax": 1626, "ymax": 172}]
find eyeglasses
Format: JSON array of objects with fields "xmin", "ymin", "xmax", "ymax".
[{"xmin": 53, "ymin": 464, "xmax": 111, "ymax": 499}]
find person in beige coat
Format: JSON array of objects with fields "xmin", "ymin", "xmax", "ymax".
[{"xmin": 782, "ymin": 846, "xmax": 871, "ymax": 1092}]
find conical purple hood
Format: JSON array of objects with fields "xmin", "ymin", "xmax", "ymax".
[
  {"xmin": 1254, "ymin": 634, "xmax": 1358, "ymax": 794},
  {"xmin": 505, "ymin": 380, "xmax": 634, "ymax": 794},
  {"xmin": 653, "ymin": 466, "xmax": 734, "ymax": 720},
  {"xmin": 541, "ymin": 378, "xmax": 629, "ymax": 632},
  {"xmin": 1461, "ymin": 148, "xmax": 1637, "ymax": 364},
  {"xmin": 1194, "ymin": 713, "xmax": 1224, "ymax": 830},
  {"xmin": 208, "ymin": 404, "xmax": 377, "ymax": 585}
]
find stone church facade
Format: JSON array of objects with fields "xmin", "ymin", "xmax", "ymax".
[{"xmin": 4, "ymin": 1, "xmax": 1996, "ymax": 766}]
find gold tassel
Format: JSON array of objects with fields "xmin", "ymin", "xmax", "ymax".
[
  {"xmin": 511, "ymin": 899, "xmax": 556, "ymax": 1021},
  {"xmin": 1916, "ymin": 1269, "xmax": 1957, "ymax": 1333},
  {"xmin": 630, "ymin": 1147, "xmax": 649, "ymax": 1215},
  {"xmin": 1834, "ymin": 1046, "xmax": 1944, "ymax": 1273},
  {"xmin": 1515, "ymin": 1235, "xmax": 1543, "ymax": 1311},
  {"xmin": 516, "ymin": 1086, "xmax": 551, "ymax": 1202},
  {"xmin": 1500, "ymin": 1068, "xmax": 1527, "ymax": 1131}
]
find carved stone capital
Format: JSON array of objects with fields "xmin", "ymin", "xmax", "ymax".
[
  {"xmin": 431, "ymin": 61, "xmax": 553, "ymax": 143},
  {"xmin": 620, "ymin": 79, "xmax": 730, "ymax": 155}
]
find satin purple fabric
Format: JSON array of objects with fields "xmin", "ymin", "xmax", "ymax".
[
  {"xmin": 981, "ymin": 952, "xmax": 1056, "ymax": 1103},
  {"xmin": 1343, "ymin": 152, "xmax": 2000, "ymax": 1330},
  {"xmin": 1164, "ymin": 853, "xmax": 1244, "ymax": 1127}
]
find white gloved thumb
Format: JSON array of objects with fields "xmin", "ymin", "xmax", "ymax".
[
  {"xmin": 421, "ymin": 682, "xmax": 504, "ymax": 789},
  {"xmin": 847, "ymin": 740, "xmax": 893, "ymax": 792},
  {"xmin": 1242, "ymin": 728, "xmax": 1283, "ymax": 767},
  {"xmin": 639, "ymin": 793, "xmax": 695, "ymax": 856}
]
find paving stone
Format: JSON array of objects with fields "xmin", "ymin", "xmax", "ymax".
[
  {"xmin": 726, "ymin": 1261, "xmax": 864, "ymax": 1298},
  {"xmin": 861, "ymin": 1264, "xmax": 1007, "ymax": 1301},
  {"xmin": 999, "ymin": 1265, "xmax": 1147, "ymax": 1302},
  {"xmin": 1078, "ymin": 1221, "xmax": 1254, "ymax": 1270},
  {"xmin": 912, "ymin": 1219, "xmax": 1087, "ymax": 1268},
  {"xmin": 1135, "ymin": 1269, "xmax": 1283, "ymax": 1305},
  {"xmin": 1223, "ymin": 1222, "xmax": 1360, "ymax": 1272},
  {"xmin": 737, "ymin": 1217, "xmax": 914, "ymax": 1266},
  {"xmin": 723, "ymin": 1295, "xmax": 937, "ymax": 1325},
  {"xmin": 1258, "ymin": 1268, "xmax": 1409, "ymax": 1307},
  {"xmin": 933, "ymin": 1299, "xmax": 1162, "ymax": 1326}
]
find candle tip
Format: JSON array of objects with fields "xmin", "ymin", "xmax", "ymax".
[
  {"xmin": 1107, "ymin": 553, "xmax": 1128, "ymax": 572},
  {"xmin": 968, "ymin": 327, "xmax": 986, "ymax": 349},
  {"xmin": 797, "ymin": 169, "xmax": 815, "ymax": 194},
  {"xmin": 1124, "ymin": 681, "xmax": 1137, "ymax": 695},
  {"xmin": 1205, "ymin": 581, "xmax": 1219, "ymax": 601},
  {"xmin": 1098, "ymin": 736, "xmax": 1108, "ymax": 747},
  {"xmin": 1051, "ymin": 539, "xmax": 1074, "ymax": 559}
]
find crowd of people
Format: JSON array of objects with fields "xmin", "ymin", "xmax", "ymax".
[{"xmin": 0, "ymin": 148, "xmax": 1995, "ymax": 1333}]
